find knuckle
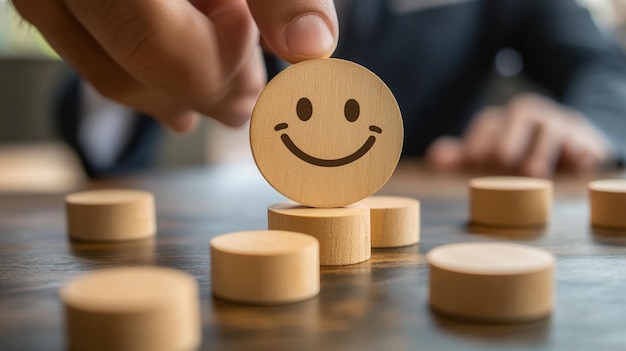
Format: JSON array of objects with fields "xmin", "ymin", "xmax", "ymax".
[{"xmin": 472, "ymin": 107, "xmax": 502, "ymax": 129}]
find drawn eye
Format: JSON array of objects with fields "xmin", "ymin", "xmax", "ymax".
[
  {"xmin": 296, "ymin": 97, "xmax": 313, "ymax": 121},
  {"xmin": 344, "ymin": 99, "xmax": 360, "ymax": 122}
]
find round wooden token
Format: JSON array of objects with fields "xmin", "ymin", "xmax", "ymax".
[
  {"xmin": 469, "ymin": 177, "xmax": 552, "ymax": 227},
  {"xmin": 427, "ymin": 243, "xmax": 554, "ymax": 323},
  {"xmin": 356, "ymin": 196, "xmax": 420, "ymax": 248},
  {"xmin": 210, "ymin": 230, "xmax": 320, "ymax": 304},
  {"xmin": 250, "ymin": 58, "xmax": 404, "ymax": 208},
  {"xmin": 268, "ymin": 202, "xmax": 370, "ymax": 266},
  {"xmin": 60, "ymin": 266, "xmax": 201, "ymax": 351},
  {"xmin": 589, "ymin": 179, "xmax": 626, "ymax": 230},
  {"xmin": 65, "ymin": 189, "xmax": 155, "ymax": 241}
]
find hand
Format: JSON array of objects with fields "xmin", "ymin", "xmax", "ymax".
[
  {"xmin": 426, "ymin": 93, "xmax": 616, "ymax": 177},
  {"xmin": 12, "ymin": 0, "xmax": 338, "ymax": 131}
]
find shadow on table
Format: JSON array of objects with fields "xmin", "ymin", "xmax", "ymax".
[
  {"xmin": 466, "ymin": 222, "xmax": 547, "ymax": 240},
  {"xmin": 590, "ymin": 226, "xmax": 626, "ymax": 246},
  {"xmin": 432, "ymin": 311, "xmax": 551, "ymax": 343},
  {"xmin": 69, "ymin": 237, "xmax": 156, "ymax": 265}
]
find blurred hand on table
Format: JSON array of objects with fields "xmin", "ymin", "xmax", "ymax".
[{"xmin": 426, "ymin": 93, "xmax": 615, "ymax": 177}]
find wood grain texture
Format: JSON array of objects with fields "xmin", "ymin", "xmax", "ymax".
[
  {"xmin": 250, "ymin": 58, "xmax": 403, "ymax": 208},
  {"xmin": 65, "ymin": 189, "xmax": 155, "ymax": 241},
  {"xmin": 428, "ymin": 243, "xmax": 554, "ymax": 323},
  {"xmin": 356, "ymin": 196, "xmax": 420, "ymax": 248},
  {"xmin": 61, "ymin": 266, "xmax": 200, "ymax": 351},
  {"xmin": 470, "ymin": 177, "xmax": 552, "ymax": 227},
  {"xmin": 211, "ymin": 230, "xmax": 320, "ymax": 304},
  {"xmin": 2, "ymin": 161, "xmax": 626, "ymax": 350},
  {"xmin": 268, "ymin": 202, "xmax": 371, "ymax": 266}
]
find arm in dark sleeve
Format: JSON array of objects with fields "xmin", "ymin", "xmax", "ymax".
[
  {"xmin": 512, "ymin": 0, "xmax": 626, "ymax": 165},
  {"xmin": 55, "ymin": 71, "xmax": 162, "ymax": 178}
]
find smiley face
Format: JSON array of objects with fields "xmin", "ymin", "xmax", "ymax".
[
  {"xmin": 274, "ymin": 97, "xmax": 382, "ymax": 167},
  {"xmin": 250, "ymin": 58, "xmax": 403, "ymax": 208}
]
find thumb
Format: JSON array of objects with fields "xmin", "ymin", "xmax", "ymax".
[{"xmin": 247, "ymin": 0, "xmax": 338, "ymax": 63}]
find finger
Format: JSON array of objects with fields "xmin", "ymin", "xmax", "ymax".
[
  {"xmin": 425, "ymin": 136, "xmax": 464, "ymax": 170},
  {"xmin": 247, "ymin": 0, "xmax": 339, "ymax": 63},
  {"xmin": 63, "ymin": 0, "xmax": 260, "ymax": 125},
  {"xmin": 463, "ymin": 107, "xmax": 504, "ymax": 166},
  {"xmin": 495, "ymin": 97, "xmax": 539, "ymax": 167},
  {"xmin": 561, "ymin": 127, "xmax": 612, "ymax": 172},
  {"xmin": 203, "ymin": 47, "xmax": 266, "ymax": 124},
  {"xmin": 559, "ymin": 136, "xmax": 586, "ymax": 170},
  {"xmin": 13, "ymin": 0, "xmax": 199, "ymax": 132},
  {"xmin": 521, "ymin": 121, "xmax": 564, "ymax": 178}
]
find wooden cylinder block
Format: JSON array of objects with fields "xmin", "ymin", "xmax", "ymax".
[
  {"xmin": 268, "ymin": 203, "xmax": 370, "ymax": 266},
  {"xmin": 60, "ymin": 267, "xmax": 201, "ymax": 351},
  {"xmin": 427, "ymin": 243, "xmax": 554, "ymax": 323},
  {"xmin": 210, "ymin": 230, "xmax": 320, "ymax": 304},
  {"xmin": 65, "ymin": 189, "xmax": 155, "ymax": 241},
  {"xmin": 589, "ymin": 179, "xmax": 626, "ymax": 230},
  {"xmin": 356, "ymin": 196, "xmax": 420, "ymax": 248},
  {"xmin": 470, "ymin": 177, "xmax": 552, "ymax": 227}
]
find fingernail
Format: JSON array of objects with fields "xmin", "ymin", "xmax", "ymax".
[{"xmin": 285, "ymin": 14, "xmax": 335, "ymax": 59}]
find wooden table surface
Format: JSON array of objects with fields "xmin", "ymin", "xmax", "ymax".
[{"xmin": 2, "ymin": 160, "xmax": 626, "ymax": 351}]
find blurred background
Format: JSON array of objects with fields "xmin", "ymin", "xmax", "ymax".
[
  {"xmin": 0, "ymin": 0, "xmax": 251, "ymax": 192},
  {"xmin": 1, "ymin": 0, "xmax": 625, "ymax": 193}
]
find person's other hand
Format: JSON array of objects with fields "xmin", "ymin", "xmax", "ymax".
[
  {"xmin": 426, "ymin": 93, "xmax": 615, "ymax": 177},
  {"xmin": 12, "ymin": 0, "xmax": 338, "ymax": 131}
]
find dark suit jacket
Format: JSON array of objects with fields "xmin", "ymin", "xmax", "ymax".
[
  {"xmin": 333, "ymin": 0, "xmax": 626, "ymax": 158},
  {"xmin": 55, "ymin": 74, "xmax": 160, "ymax": 177}
]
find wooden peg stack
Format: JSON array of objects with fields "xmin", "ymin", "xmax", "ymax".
[
  {"xmin": 267, "ymin": 203, "xmax": 371, "ymax": 266},
  {"xmin": 208, "ymin": 58, "xmax": 419, "ymax": 305}
]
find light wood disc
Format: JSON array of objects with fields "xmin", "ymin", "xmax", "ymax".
[
  {"xmin": 268, "ymin": 202, "xmax": 370, "ymax": 266},
  {"xmin": 250, "ymin": 58, "xmax": 403, "ymax": 208},
  {"xmin": 356, "ymin": 196, "xmax": 420, "ymax": 248},
  {"xmin": 211, "ymin": 230, "xmax": 320, "ymax": 304},
  {"xmin": 65, "ymin": 189, "xmax": 155, "ymax": 241},
  {"xmin": 61, "ymin": 266, "xmax": 201, "ymax": 351},
  {"xmin": 589, "ymin": 179, "xmax": 626, "ymax": 230},
  {"xmin": 469, "ymin": 177, "xmax": 552, "ymax": 227},
  {"xmin": 427, "ymin": 242, "xmax": 555, "ymax": 323}
]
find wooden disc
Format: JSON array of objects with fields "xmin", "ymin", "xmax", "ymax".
[
  {"xmin": 65, "ymin": 189, "xmax": 155, "ymax": 241},
  {"xmin": 469, "ymin": 177, "xmax": 552, "ymax": 227},
  {"xmin": 250, "ymin": 58, "xmax": 403, "ymax": 208},
  {"xmin": 356, "ymin": 196, "xmax": 420, "ymax": 248},
  {"xmin": 589, "ymin": 179, "xmax": 626, "ymax": 230},
  {"xmin": 210, "ymin": 230, "xmax": 320, "ymax": 304},
  {"xmin": 60, "ymin": 266, "xmax": 201, "ymax": 351},
  {"xmin": 427, "ymin": 243, "xmax": 554, "ymax": 323},
  {"xmin": 268, "ymin": 202, "xmax": 370, "ymax": 266}
]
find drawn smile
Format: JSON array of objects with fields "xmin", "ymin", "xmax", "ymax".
[{"xmin": 274, "ymin": 123, "xmax": 382, "ymax": 167}]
